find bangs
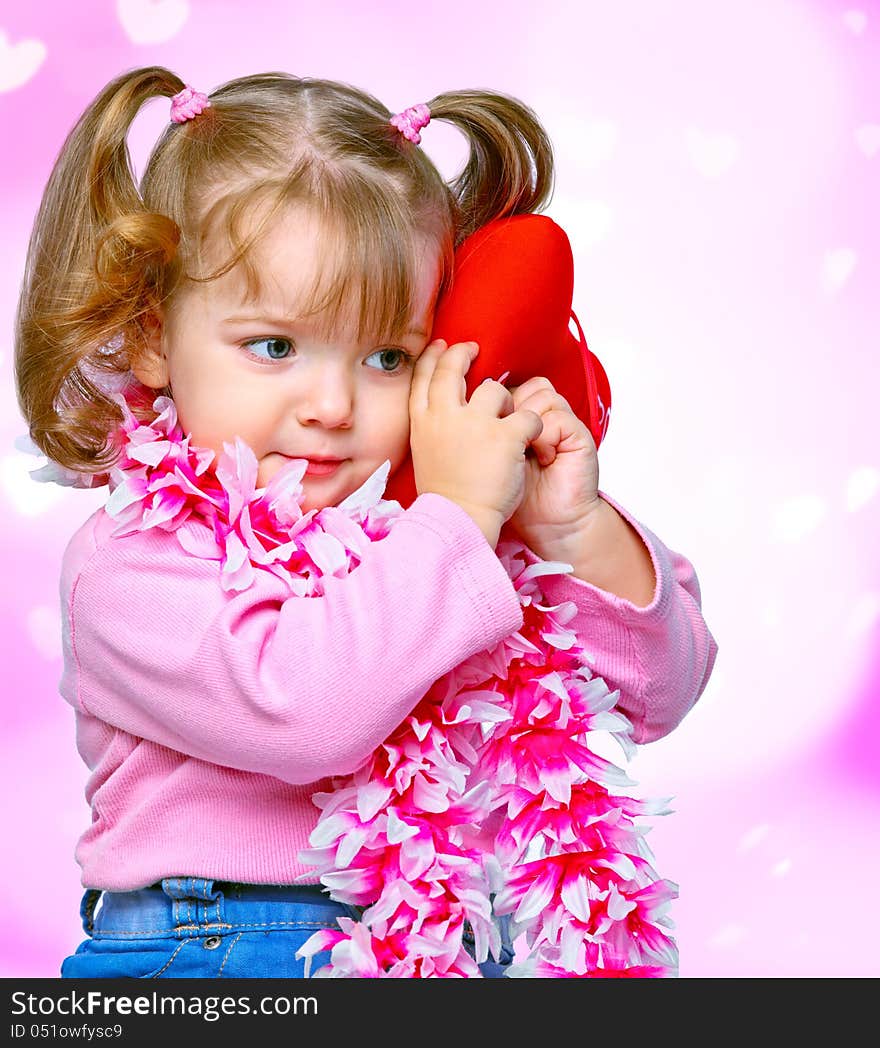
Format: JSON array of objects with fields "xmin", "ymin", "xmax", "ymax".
[{"xmin": 188, "ymin": 166, "xmax": 453, "ymax": 343}]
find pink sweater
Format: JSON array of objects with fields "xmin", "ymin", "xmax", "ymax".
[{"xmin": 59, "ymin": 490, "xmax": 718, "ymax": 891}]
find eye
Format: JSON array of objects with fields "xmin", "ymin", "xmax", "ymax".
[
  {"xmin": 366, "ymin": 347, "xmax": 415, "ymax": 375},
  {"xmin": 241, "ymin": 337, "xmax": 293, "ymax": 362}
]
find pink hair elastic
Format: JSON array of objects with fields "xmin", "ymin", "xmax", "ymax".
[
  {"xmin": 170, "ymin": 85, "xmax": 211, "ymax": 124},
  {"xmin": 389, "ymin": 103, "xmax": 431, "ymax": 144}
]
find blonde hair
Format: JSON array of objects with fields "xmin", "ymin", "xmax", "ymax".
[{"xmin": 14, "ymin": 65, "xmax": 554, "ymax": 480}]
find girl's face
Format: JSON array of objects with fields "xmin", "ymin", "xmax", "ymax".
[{"xmin": 133, "ymin": 206, "xmax": 441, "ymax": 514}]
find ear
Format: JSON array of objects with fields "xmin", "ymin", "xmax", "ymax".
[{"xmin": 129, "ymin": 303, "xmax": 169, "ymax": 389}]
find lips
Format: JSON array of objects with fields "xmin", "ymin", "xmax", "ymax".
[{"xmin": 300, "ymin": 457, "xmax": 346, "ymax": 477}]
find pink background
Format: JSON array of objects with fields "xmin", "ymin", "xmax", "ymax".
[{"xmin": 1, "ymin": 0, "xmax": 878, "ymax": 978}]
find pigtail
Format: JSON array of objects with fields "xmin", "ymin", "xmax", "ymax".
[
  {"xmin": 426, "ymin": 90, "xmax": 554, "ymax": 243},
  {"xmin": 14, "ymin": 66, "xmax": 187, "ymax": 478}
]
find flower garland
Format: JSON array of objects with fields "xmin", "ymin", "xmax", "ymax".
[{"xmin": 31, "ymin": 390, "xmax": 680, "ymax": 977}]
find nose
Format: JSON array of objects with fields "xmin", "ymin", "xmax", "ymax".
[{"xmin": 294, "ymin": 360, "xmax": 355, "ymax": 429}]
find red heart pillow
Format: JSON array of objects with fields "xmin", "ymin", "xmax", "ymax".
[{"xmin": 384, "ymin": 214, "xmax": 612, "ymax": 509}]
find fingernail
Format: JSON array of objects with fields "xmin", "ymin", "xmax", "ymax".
[{"xmin": 496, "ymin": 370, "xmax": 510, "ymax": 384}]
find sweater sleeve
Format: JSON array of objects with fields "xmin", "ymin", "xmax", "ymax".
[
  {"xmin": 62, "ymin": 492, "xmax": 524, "ymax": 784},
  {"xmin": 504, "ymin": 490, "xmax": 718, "ymax": 744}
]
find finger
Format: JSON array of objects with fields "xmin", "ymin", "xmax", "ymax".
[
  {"xmin": 508, "ymin": 376, "xmax": 556, "ymax": 403},
  {"xmin": 528, "ymin": 412, "xmax": 565, "ymax": 465},
  {"xmin": 425, "ymin": 341, "xmax": 480, "ymax": 409},
  {"xmin": 528, "ymin": 408, "xmax": 587, "ymax": 463},
  {"xmin": 467, "ymin": 377, "xmax": 516, "ymax": 417},
  {"xmin": 409, "ymin": 338, "xmax": 450, "ymax": 414},
  {"xmin": 512, "ymin": 386, "xmax": 573, "ymax": 417},
  {"xmin": 503, "ymin": 407, "xmax": 544, "ymax": 449},
  {"xmin": 513, "ymin": 394, "xmax": 574, "ymax": 461}
]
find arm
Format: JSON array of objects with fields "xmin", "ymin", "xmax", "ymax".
[
  {"xmin": 565, "ymin": 496, "xmax": 658, "ymax": 607},
  {"xmin": 62, "ymin": 493, "xmax": 524, "ymax": 784},
  {"xmin": 504, "ymin": 490, "xmax": 718, "ymax": 744}
]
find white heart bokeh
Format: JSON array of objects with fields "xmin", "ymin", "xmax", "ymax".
[
  {"xmin": 847, "ymin": 591, "xmax": 880, "ymax": 639},
  {"xmin": 843, "ymin": 9, "xmax": 867, "ymax": 34},
  {"xmin": 855, "ymin": 124, "xmax": 880, "ymax": 158},
  {"xmin": 686, "ymin": 126, "xmax": 740, "ymax": 178},
  {"xmin": 117, "ymin": 0, "xmax": 190, "ymax": 45},
  {"xmin": 0, "ymin": 30, "xmax": 46, "ymax": 93},
  {"xmin": 846, "ymin": 465, "xmax": 880, "ymax": 513},
  {"xmin": 27, "ymin": 605, "xmax": 63, "ymax": 661},
  {"xmin": 0, "ymin": 451, "xmax": 68, "ymax": 517},
  {"xmin": 551, "ymin": 195, "xmax": 614, "ymax": 249},
  {"xmin": 822, "ymin": 248, "xmax": 858, "ymax": 292},
  {"xmin": 770, "ymin": 493, "xmax": 828, "ymax": 544}
]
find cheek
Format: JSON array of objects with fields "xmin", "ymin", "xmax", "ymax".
[
  {"xmin": 391, "ymin": 390, "xmax": 414, "ymax": 435},
  {"xmin": 371, "ymin": 390, "xmax": 412, "ymax": 454},
  {"xmin": 169, "ymin": 360, "xmax": 255, "ymax": 447}
]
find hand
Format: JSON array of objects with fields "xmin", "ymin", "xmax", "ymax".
[
  {"xmin": 409, "ymin": 341, "xmax": 544, "ymax": 547},
  {"xmin": 504, "ymin": 376, "xmax": 602, "ymax": 562}
]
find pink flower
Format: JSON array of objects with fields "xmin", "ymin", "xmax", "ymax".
[{"xmin": 98, "ymin": 390, "xmax": 680, "ymax": 978}]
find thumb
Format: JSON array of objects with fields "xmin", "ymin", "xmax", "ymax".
[{"xmin": 512, "ymin": 408, "xmax": 544, "ymax": 448}]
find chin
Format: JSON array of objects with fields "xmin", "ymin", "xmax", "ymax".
[{"xmin": 299, "ymin": 473, "xmax": 356, "ymax": 514}]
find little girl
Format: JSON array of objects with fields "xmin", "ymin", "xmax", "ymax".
[{"xmin": 15, "ymin": 66, "xmax": 717, "ymax": 978}]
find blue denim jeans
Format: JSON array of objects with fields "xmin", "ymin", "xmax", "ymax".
[{"xmin": 60, "ymin": 878, "xmax": 513, "ymax": 978}]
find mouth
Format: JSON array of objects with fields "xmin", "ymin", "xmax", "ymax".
[{"xmin": 300, "ymin": 457, "xmax": 347, "ymax": 477}]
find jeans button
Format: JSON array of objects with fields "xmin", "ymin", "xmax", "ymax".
[{"xmin": 203, "ymin": 935, "xmax": 222, "ymax": 950}]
